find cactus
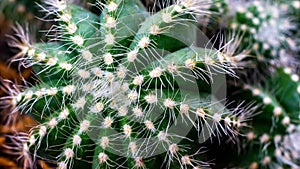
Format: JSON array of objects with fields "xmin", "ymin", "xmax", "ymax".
[
  {"xmin": 1, "ymin": 0, "xmax": 255, "ymax": 168},
  {"xmin": 2, "ymin": 0, "xmax": 300, "ymax": 169},
  {"xmin": 189, "ymin": 0, "xmax": 300, "ymax": 168},
  {"xmin": 0, "ymin": 0, "xmax": 39, "ymax": 22},
  {"xmin": 0, "ymin": 0, "xmax": 44, "ymax": 38},
  {"xmin": 203, "ymin": 0, "xmax": 299, "ymax": 62},
  {"xmin": 223, "ymin": 65, "xmax": 299, "ymax": 168},
  {"xmin": 198, "ymin": 0, "xmax": 300, "ymax": 168}
]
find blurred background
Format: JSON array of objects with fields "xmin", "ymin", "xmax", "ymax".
[{"xmin": 0, "ymin": 1, "xmax": 159, "ymax": 168}]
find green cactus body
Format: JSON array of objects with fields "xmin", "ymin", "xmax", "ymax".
[
  {"xmin": 206, "ymin": 0, "xmax": 298, "ymax": 62},
  {"xmin": 231, "ymin": 67, "xmax": 300, "ymax": 168},
  {"xmin": 5, "ymin": 0, "xmax": 253, "ymax": 168},
  {"xmin": 199, "ymin": 1, "xmax": 300, "ymax": 168}
]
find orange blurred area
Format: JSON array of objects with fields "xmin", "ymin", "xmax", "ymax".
[
  {"xmin": 0, "ymin": 116, "xmax": 36, "ymax": 169},
  {"xmin": 0, "ymin": 51, "xmax": 54, "ymax": 169},
  {"xmin": 0, "ymin": 61, "xmax": 32, "ymax": 96}
]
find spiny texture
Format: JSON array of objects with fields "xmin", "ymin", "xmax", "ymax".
[
  {"xmin": 3, "ymin": 0, "xmax": 251, "ymax": 169},
  {"xmin": 204, "ymin": 0, "xmax": 299, "ymax": 62},
  {"xmin": 228, "ymin": 67, "xmax": 300, "ymax": 169},
  {"xmin": 202, "ymin": 0, "xmax": 300, "ymax": 168}
]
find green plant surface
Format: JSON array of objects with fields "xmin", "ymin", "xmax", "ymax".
[{"xmin": 4, "ymin": 0, "xmax": 252, "ymax": 169}]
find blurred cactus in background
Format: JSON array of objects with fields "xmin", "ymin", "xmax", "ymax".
[
  {"xmin": 0, "ymin": 0, "xmax": 299, "ymax": 169},
  {"xmin": 230, "ymin": 67, "xmax": 300, "ymax": 169},
  {"xmin": 0, "ymin": 0, "xmax": 43, "ymax": 45},
  {"xmin": 198, "ymin": 0, "xmax": 300, "ymax": 168},
  {"xmin": 0, "ymin": 0, "xmax": 40, "ymax": 22},
  {"xmin": 201, "ymin": 0, "xmax": 299, "ymax": 63}
]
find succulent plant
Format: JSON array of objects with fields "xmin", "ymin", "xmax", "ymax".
[
  {"xmin": 0, "ymin": 0, "xmax": 39, "ymax": 22},
  {"xmin": 2, "ymin": 0, "xmax": 300, "ymax": 169},
  {"xmin": 200, "ymin": 0, "xmax": 300, "ymax": 168},
  {"xmin": 224, "ymin": 66, "xmax": 299, "ymax": 169},
  {"xmin": 203, "ymin": 0, "xmax": 299, "ymax": 62},
  {"xmin": 187, "ymin": 1, "xmax": 300, "ymax": 168},
  {"xmin": 1, "ymin": 0, "xmax": 255, "ymax": 168}
]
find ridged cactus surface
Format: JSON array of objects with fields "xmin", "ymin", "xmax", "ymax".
[
  {"xmin": 227, "ymin": 67, "xmax": 300, "ymax": 169},
  {"xmin": 206, "ymin": 0, "xmax": 300, "ymax": 168},
  {"xmin": 5, "ymin": 0, "xmax": 250, "ymax": 168},
  {"xmin": 1, "ymin": 0, "xmax": 300, "ymax": 169}
]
